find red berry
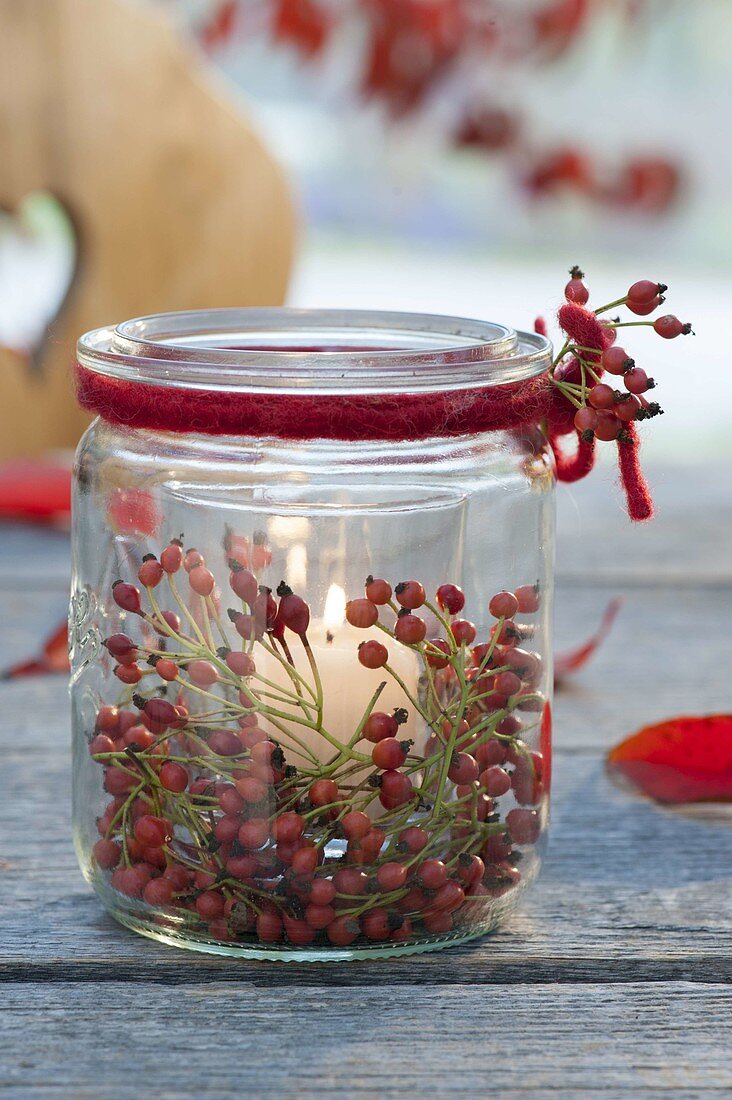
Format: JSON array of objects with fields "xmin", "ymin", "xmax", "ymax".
[
  {"xmin": 363, "ymin": 712, "xmax": 399, "ymax": 743},
  {"xmin": 429, "ymin": 881, "xmax": 465, "ymax": 914},
  {"xmin": 425, "ymin": 639, "xmax": 450, "ymax": 669},
  {"xmin": 327, "ymin": 915, "xmax": 360, "ymax": 946},
  {"xmin": 104, "ymin": 634, "xmax": 136, "ymax": 659},
  {"xmin": 346, "ymin": 599, "xmax": 378, "ymax": 629},
  {"xmin": 448, "ymin": 752, "xmax": 479, "ymax": 785},
  {"xmin": 208, "ymin": 729, "xmax": 243, "ymax": 757},
  {"xmin": 379, "ymin": 770, "xmax": 413, "ymax": 810},
  {"xmin": 143, "ymin": 697, "xmax": 177, "ymax": 728},
  {"xmin": 480, "ymin": 765, "xmax": 512, "ymax": 796},
  {"xmin": 308, "ymin": 878, "xmax": 336, "ymax": 906},
  {"xmin": 134, "ymin": 815, "xmax": 171, "ymax": 847},
  {"xmin": 436, "ymin": 583, "xmax": 465, "ymax": 615},
  {"xmin": 342, "ymin": 810, "xmax": 371, "ymax": 840},
  {"xmin": 155, "ymin": 658, "xmax": 179, "ymax": 682},
  {"xmin": 187, "ymin": 660, "xmax": 218, "ymax": 687},
  {"xmin": 628, "ymin": 295, "xmax": 663, "ymax": 316},
  {"xmin": 226, "ymin": 650, "xmax": 256, "ymax": 677},
  {"xmin": 235, "ymin": 775, "xmax": 268, "ymax": 804},
  {"xmin": 628, "ymin": 279, "xmax": 664, "ymax": 305},
  {"xmin": 377, "ymin": 862, "xmax": 408, "ymax": 892},
  {"xmin": 238, "ymin": 818, "xmax": 269, "ymax": 849},
  {"xmin": 615, "ymin": 394, "xmax": 640, "ymax": 422},
  {"xmin": 300, "ymin": 903, "xmax": 333, "ymax": 932},
  {"xmin": 362, "ymin": 908, "xmax": 393, "ymax": 941},
  {"xmin": 372, "ymin": 737, "xmax": 409, "ymax": 770},
  {"xmin": 93, "ymin": 838, "xmax": 121, "ymax": 870},
  {"xmin": 358, "ymin": 641, "xmax": 388, "ymax": 669},
  {"xmin": 653, "ymin": 314, "xmax": 690, "ymax": 339},
  {"xmin": 273, "ymin": 812, "xmax": 305, "ymax": 845},
  {"xmin": 602, "ymin": 346, "xmax": 634, "ymax": 375},
  {"xmin": 229, "ymin": 567, "xmax": 258, "ymax": 605},
  {"xmin": 143, "ymin": 877, "xmax": 174, "ymax": 906},
  {"xmin": 159, "ymin": 762, "xmax": 188, "ymax": 793},
  {"xmin": 189, "ymin": 565, "xmax": 215, "ymax": 597},
  {"xmin": 365, "ymin": 577, "xmax": 392, "ymax": 605},
  {"xmin": 184, "ymin": 548, "xmax": 205, "ymax": 572},
  {"xmin": 488, "ymin": 591, "xmax": 519, "ymax": 619},
  {"xmin": 309, "ymin": 778, "xmax": 339, "ymax": 807},
  {"xmin": 475, "ymin": 739, "xmax": 508, "ymax": 769},
  {"xmin": 494, "ymin": 670, "xmax": 522, "ymax": 697},
  {"xmin": 138, "ymin": 557, "xmax": 164, "ymax": 588},
  {"xmin": 394, "ymin": 580, "xmax": 426, "ymax": 610},
  {"xmin": 257, "ymin": 911, "xmax": 283, "ymax": 943},
  {"xmin": 514, "ymin": 585, "xmax": 540, "ymax": 613},
  {"xmin": 111, "ymin": 866, "xmax": 149, "ymax": 898},
  {"xmin": 457, "ymin": 854, "xmax": 485, "ymax": 886},
  {"xmin": 398, "ymin": 826, "xmax": 428, "ymax": 854},
  {"xmin": 114, "ymin": 663, "xmax": 142, "ymax": 684},
  {"xmin": 333, "ymin": 867, "xmax": 369, "ymax": 896},
  {"xmin": 574, "ymin": 406, "xmax": 598, "ymax": 433},
  {"xmin": 162, "ymin": 865, "xmax": 190, "ymax": 892},
  {"xmin": 291, "ymin": 847, "xmax": 319, "ymax": 875},
  {"xmin": 112, "ymin": 581, "xmax": 141, "ymax": 615},
  {"xmin": 418, "ymin": 859, "xmax": 448, "ymax": 890},
  {"xmin": 451, "ymin": 619, "xmax": 476, "ymax": 646},
  {"xmin": 565, "ymin": 276, "xmax": 589, "ymax": 305},
  {"xmin": 588, "ymin": 383, "xmax": 616, "ymax": 410},
  {"xmin": 395, "ymin": 613, "xmax": 426, "ymax": 645},
  {"xmin": 593, "ymin": 410, "xmax": 622, "ymax": 441},
  {"xmin": 89, "ymin": 734, "xmax": 116, "ymax": 757},
  {"xmin": 283, "ymin": 915, "xmax": 315, "ymax": 946},
  {"xmin": 506, "ymin": 807, "xmax": 540, "ymax": 845},
  {"xmin": 161, "ymin": 542, "xmax": 183, "ymax": 574},
  {"xmin": 276, "ymin": 586, "xmax": 311, "ymax": 635},
  {"xmin": 96, "ymin": 705, "xmax": 120, "ymax": 731},
  {"xmin": 624, "ymin": 367, "xmax": 651, "ymax": 394}
]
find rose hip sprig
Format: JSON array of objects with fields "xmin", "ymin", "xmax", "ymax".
[
  {"xmin": 89, "ymin": 535, "xmax": 549, "ymax": 948},
  {"xmin": 543, "ymin": 266, "xmax": 693, "ymax": 520}
]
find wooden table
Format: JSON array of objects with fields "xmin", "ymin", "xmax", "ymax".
[{"xmin": 2, "ymin": 463, "xmax": 730, "ymax": 1097}]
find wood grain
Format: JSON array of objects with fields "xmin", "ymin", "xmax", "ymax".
[{"xmin": 1, "ymin": 983, "xmax": 730, "ymax": 1097}]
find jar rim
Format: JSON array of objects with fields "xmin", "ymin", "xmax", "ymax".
[{"xmin": 77, "ymin": 308, "xmax": 552, "ymax": 394}]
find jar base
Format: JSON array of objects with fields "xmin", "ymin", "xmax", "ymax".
[{"xmin": 94, "ymin": 862, "xmax": 537, "ymax": 962}]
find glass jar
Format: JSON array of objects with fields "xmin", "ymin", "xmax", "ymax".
[{"xmin": 71, "ymin": 308, "xmax": 555, "ymax": 960}]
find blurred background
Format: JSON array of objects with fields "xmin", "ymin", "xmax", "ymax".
[{"xmin": 1, "ymin": 0, "xmax": 729, "ymax": 469}]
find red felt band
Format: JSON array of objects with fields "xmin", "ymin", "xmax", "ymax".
[{"xmin": 74, "ymin": 363, "xmax": 555, "ymax": 442}]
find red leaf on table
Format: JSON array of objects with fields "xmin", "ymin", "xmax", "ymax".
[
  {"xmin": 2, "ymin": 619, "xmax": 69, "ymax": 680},
  {"xmin": 607, "ymin": 715, "xmax": 732, "ymax": 805},
  {"xmin": 555, "ymin": 597, "xmax": 622, "ymax": 682},
  {"xmin": 0, "ymin": 460, "xmax": 71, "ymax": 525}
]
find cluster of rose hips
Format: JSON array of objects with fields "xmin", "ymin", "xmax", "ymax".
[
  {"xmin": 556, "ymin": 268, "xmax": 692, "ymax": 444},
  {"xmin": 88, "ymin": 536, "xmax": 548, "ymax": 949}
]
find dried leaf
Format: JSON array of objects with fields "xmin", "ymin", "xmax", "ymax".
[
  {"xmin": 555, "ymin": 597, "xmax": 622, "ymax": 682},
  {"xmin": 607, "ymin": 714, "xmax": 732, "ymax": 804},
  {"xmin": 2, "ymin": 619, "xmax": 69, "ymax": 680}
]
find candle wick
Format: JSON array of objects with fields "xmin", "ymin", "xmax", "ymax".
[{"xmin": 326, "ymin": 631, "xmax": 334, "ymax": 645}]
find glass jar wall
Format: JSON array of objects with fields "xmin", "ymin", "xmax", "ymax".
[{"xmin": 71, "ymin": 310, "xmax": 555, "ymax": 959}]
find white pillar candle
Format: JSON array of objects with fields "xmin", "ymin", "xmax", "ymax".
[{"xmin": 256, "ymin": 584, "xmax": 420, "ymax": 766}]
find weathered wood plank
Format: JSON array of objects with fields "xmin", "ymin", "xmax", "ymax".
[{"xmin": 1, "ymin": 983, "xmax": 730, "ymax": 1096}]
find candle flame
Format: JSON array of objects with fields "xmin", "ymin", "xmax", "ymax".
[{"xmin": 323, "ymin": 583, "xmax": 346, "ymax": 633}]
